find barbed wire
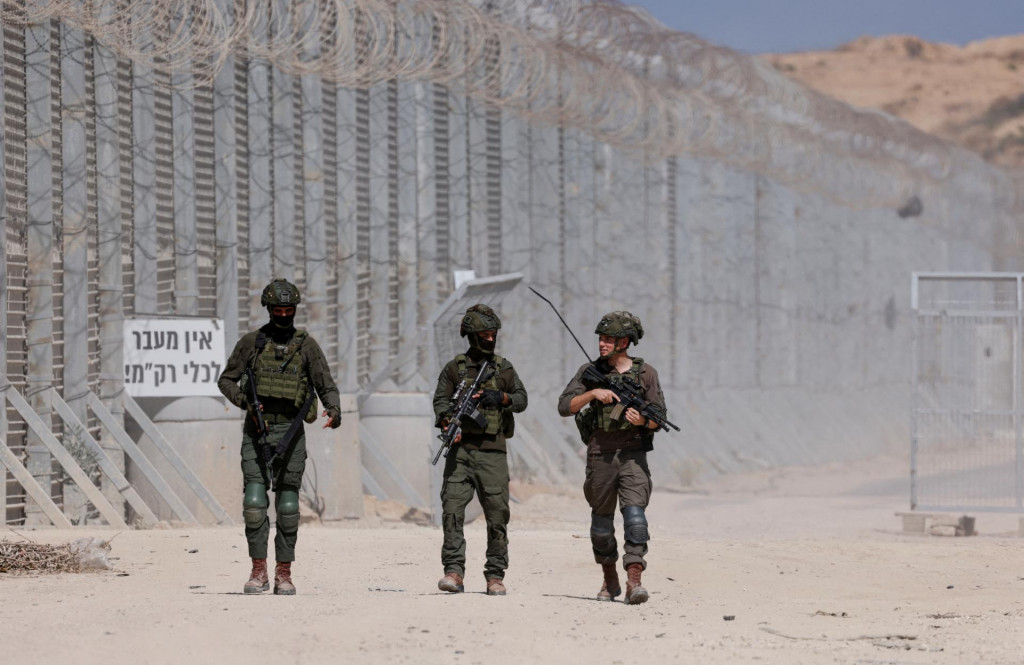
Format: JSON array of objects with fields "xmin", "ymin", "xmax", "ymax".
[{"xmin": 3, "ymin": 0, "xmax": 1021, "ymax": 210}]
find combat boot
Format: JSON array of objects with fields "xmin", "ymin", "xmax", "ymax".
[
  {"xmin": 437, "ymin": 571, "xmax": 464, "ymax": 593},
  {"xmin": 486, "ymin": 577, "xmax": 506, "ymax": 596},
  {"xmin": 243, "ymin": 558, "xmax": 269, "ymax": 594},
  {"xmin": 596, "ymin": 563, "xmax": 621, "ymax": 601},
  {"xmin": 625, "ymin": 563, "xmax": 648, "ymax": 605},
  {"xmin": 273, "ymin": 561, "xmax": 296, "ymax": 595}
]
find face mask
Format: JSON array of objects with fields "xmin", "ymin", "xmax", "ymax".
[
  {"xmin": 470, "ymin": 332, "xmax": 496, "ymax": 356},
  {"xmin": 269, "ymin": 308, "xmax": 295, "ymax": 330}
]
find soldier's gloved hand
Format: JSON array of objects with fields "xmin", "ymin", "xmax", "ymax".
[
  {"xmin": 323, "ymin": 408, "xmax": 342, "ymax": 429},
  {"xmin": 479, "ymin": 389, "xmax": 507, "ymax": 408}
]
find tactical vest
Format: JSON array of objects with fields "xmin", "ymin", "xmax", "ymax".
[
  {"xmin": 594, "ymin": 357, "xmax": 645, "ymax": 432},
  {"xmin": 252, "ymin": 330, "xmax": 317, "ymax": 422},
  {"xmin": 454, "ymin": 353, "xmax": 507, "ymax": 437}
]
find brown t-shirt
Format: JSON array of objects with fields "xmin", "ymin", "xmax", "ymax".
[{"xmin": 558, "ymin": 358, "xmax": 666, "ymax": 453}]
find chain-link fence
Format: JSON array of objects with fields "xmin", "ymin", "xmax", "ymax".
[
  {"xmin": 2, "ymin": 1, "xmax": 1023, "ymax": 523},
  {"xmin": 912, "ymin": 273, "xmax": 1024, "ymax": 512}
]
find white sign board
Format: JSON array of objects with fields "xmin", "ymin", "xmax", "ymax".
[{"xmin": 123, "ymin": 318, "xmax": 226, "ymax": 397}]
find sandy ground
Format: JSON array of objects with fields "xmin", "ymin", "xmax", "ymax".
[{"xmin": 3, "ymin": 454, "xmax": 1024, "ymax": 665}]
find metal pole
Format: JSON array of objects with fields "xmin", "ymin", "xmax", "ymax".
[
  {"xmin": 1016, "ymin": 275, "xmax": 1023, "ymax": 509},
  {"xmin": 335, "ymin": 83, "xmax": 359, "ymax": 392},
  {"xmin": 61, "ymin": 24, "xmax": 91, "ymax": 441},
  {"xmin": 909, "ymin": 273, "xmax": 920, "ymax": 509},
  {"xmin": 414, "ymin": 80, "xmax": 438, "ymax": 378},
  {"xmin": 212, "ymin": 3, "xmax": 239, "ymax": 347},
  {"xmin": 25, "ymin": 18, "xmax": 57, "ymax": 525},
  {"xmin": 247, "ymin": 15, "xmax": 272, "ymax": 319},
  {"xmin": 94, "ymin": 30, "xmax": 127, "ymax": 516},
  {"xmin": 271, "ymin": 66, "xmax": 295, "ymax": 280},
  {"xmin": 0, "ymin": 23, "xmax": 9, "ymax": 521},
  {"xmin": 172, "ymin": 69, "xmax": 198, "ymax": 316},
  {"xmin": 302, "ymin": 67, "xmax": 328, "ymax": 348}
]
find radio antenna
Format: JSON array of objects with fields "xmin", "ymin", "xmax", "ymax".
[{"xmin": 528, "ymin": 287, "xmax": 593, "ymax": 364}]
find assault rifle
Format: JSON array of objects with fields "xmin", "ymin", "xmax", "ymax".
[
  {"xmin": 244, "ymin": 366, "xmax": 278, "ymax": 489},
  {"xmin": 432, "ymin": 361, "xmax": 495, "ymax": 465},
  {"xmin": 580, "ymin": 364, "xmax": 679, "ymax": 432},
  {"xmin": 528, "ymin": 286, "xmax": 679, "ymax": 434}
]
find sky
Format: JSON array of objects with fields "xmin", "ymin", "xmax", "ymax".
[{"xmin": 626, "ymin": 0, "xmax": 1024, "ymax": 54}]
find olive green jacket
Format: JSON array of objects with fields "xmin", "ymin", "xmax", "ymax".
[
  {"xmin": 432, "ymin": 350, "xmax": 528, "ymax": 452},
  {"xmin": 218, "ymin": 323, "xmax": 341, "ymax": 420}
]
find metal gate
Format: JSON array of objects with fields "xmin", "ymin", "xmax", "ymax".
[{"xmin": 911, "ymin": 272, "xmax": 1024, "ymax": 512}]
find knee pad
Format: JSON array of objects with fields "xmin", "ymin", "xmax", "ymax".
[
  {"xmin": 589, "ymin": 513, "xmax": 616, "ymax": 552},
  {"xmin": 621, "ymin": 505, "xmax": 650, "ymax": 544},
  {"xmin": 276, "ymin": 490, "xmax": 300, "ymax": 532},
  {"xmin": 242, "ymin": 483, "xmax": 268, "ymax": 527}
]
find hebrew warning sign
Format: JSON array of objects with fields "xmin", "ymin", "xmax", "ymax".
[{"xmin": 123, "ymin": 319, "xmax": 226, "ymax": 397}]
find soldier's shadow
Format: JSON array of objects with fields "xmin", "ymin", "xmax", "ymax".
[
  {"xmin": 541, "ymin": 593, "xmax": 620, "ymax": 604},
  {"xmin": 190, "ymin": 591, "xmax": 322, "ymax": 596}
]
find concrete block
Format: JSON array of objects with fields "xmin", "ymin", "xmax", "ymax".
[
  {"xmin": 897, "ymin": 512, "xmax": 927, "ymax": 534},
  {"xmin": 360, "ymin": 392, "xmax": 434, "ymax": 509},
  {"xmin": 306, "ymin": 393, "xmax": 363, "ymax": 520}
]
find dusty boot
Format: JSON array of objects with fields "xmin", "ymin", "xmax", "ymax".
[
  {"xmin": 243, "ymin": 558, "xmax": 269, "ymax": 594},
  {"xmin": 273, "ymin": 561, "xmax": 296, "ymax": 595},
  {"xmin": 625, "ymin": 563, "xmax": 649, "ymax": 605},
  {"xmin": 437, "ymin": 571, "xmax": 465, "ymax": 593},
  {"xmin": 486, "ymin": 578, "xmax": 506, "ymax": 596},
  {"xmin": 596, "ymin": 563, "xmax": 621, "ymax": 602}
]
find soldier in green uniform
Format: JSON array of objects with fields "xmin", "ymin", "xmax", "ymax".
[
  {"xmin": 217, "ymin": 279, "xmax": 342, "ymax": 596},
  {"xmin": 557, "ymin": 311, "xmax": 666, "ymax": 605},
  {"xmin": 432, "ymin": 304, "xmax": 528, "ymax": 596}
]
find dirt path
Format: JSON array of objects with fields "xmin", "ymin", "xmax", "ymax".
[{"xmin": 3, "ymin": 455, "xmax": 1023, "ymax": 664}]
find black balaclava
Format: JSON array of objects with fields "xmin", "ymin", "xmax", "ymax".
[
  {"xmin": 468, "ymin": 331, "xmax": 496, "ymax": 358},
  {"xmin": 269, "ymin": 307, "xmax": 295, "ymax": 332}
]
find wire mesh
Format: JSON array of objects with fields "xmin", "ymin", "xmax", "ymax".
[
  {"xmin": 912, "ymin": 274, "xmax": 1024, "ymax": 512},
  {"xmin": 3, "ymin": 1, "xmax": 1024, "ymax": 519},
  {"xmin": 2, "ymin": 0, "xmax": 1019, "ymax": 212}
]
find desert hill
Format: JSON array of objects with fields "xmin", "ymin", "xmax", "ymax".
[{"xmin": 763, "ymin": 34, "xmax": 1024, "ymax": 168}]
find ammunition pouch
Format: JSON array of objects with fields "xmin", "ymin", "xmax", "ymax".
[{"xmin": 575, "ymin": 405, "xmax": 598, "ymax": 444}]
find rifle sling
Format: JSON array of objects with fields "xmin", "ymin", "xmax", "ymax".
[{"xmin": 272, "ymin": 382, "xmax": 315, "ymax": 460}]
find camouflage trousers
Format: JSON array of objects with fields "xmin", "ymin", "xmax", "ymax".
[
  {"xmin": 584, "ymin": 448, "xmax": 652, "ymax": 570},
  {"xmin": 240, "ymin": 419, "xmax": 307, "ymax": 561},
  {"xmin": 440, "ymin": 446, "xmax": 510, "ymax": 580}
]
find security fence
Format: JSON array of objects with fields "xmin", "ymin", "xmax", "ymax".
[
  {"xmin": 1, "ymin": 1, "xmax": 1022, "ymax": 525},
  {"xmin": 912, "ymin": 273, "xmax": 1024, "ymax": 512}
]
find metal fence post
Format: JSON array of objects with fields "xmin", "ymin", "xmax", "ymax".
[{"xmin": 1017, "ymin": 275, "xmax": 1023, "ymax": 510}]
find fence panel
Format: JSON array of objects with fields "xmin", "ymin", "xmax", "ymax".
[{"xmin": 912, "ymin": 273, "xmax": 1024, "ymax": 512}]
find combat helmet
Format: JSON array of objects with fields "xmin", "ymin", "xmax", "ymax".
[
  {"xmin": 460, "ymin": 304, "xmax": 502, "ymax": 337},
  {"xmin": 460, "ymin": 304, "xmax": 501, "ymax": 357},
  {"xmin": 595, "ymin": 311, "xmax": 643, "ymax": 345},
  {"xmin": 261, "ymin": 279, "xmax": 301, "ymax": 330},
  {"xmin": 261, "ymin": 279, "xmax": 302, "ymax": 307}
]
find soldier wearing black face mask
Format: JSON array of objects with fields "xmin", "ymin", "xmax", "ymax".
[
  {"xmin": 218, "ymin": 278, "xmax": 342, "ymax": 596},
  {"xmin": 431, "ymin": 304, "xmax": 528, "ymax": 596}
]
